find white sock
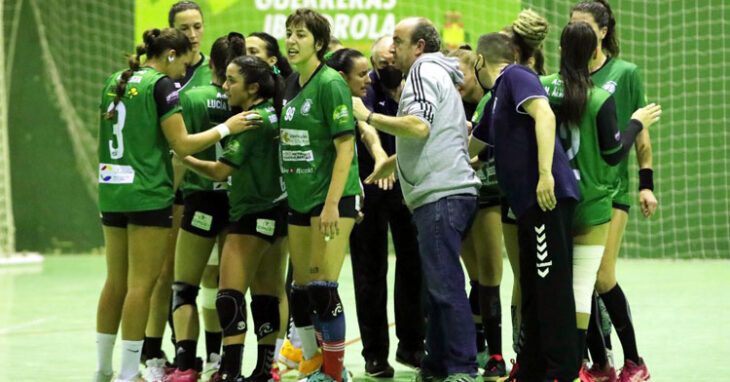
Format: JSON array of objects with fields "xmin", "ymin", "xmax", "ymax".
[
  {"xmin": 295, "ymin": 325, "xmax": 318, "ymax": 360},
  {"xmin": 96, "ymin": 332, "xmax": 116, "ymax": 374},
  {"xmin": 118, "ymin": 340, "xmax": 144, "ymax": 380},
  {"xmin": 274, "ymin": 338, "xmax": 285, "ymax": 359},
  {"xmin": 289, "ymin": 320, "xmax": 302, "ymax": 348}
]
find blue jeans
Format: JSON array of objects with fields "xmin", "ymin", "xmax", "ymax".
[{"xmin": 412, "ymin": 195, "xmax": 478, "ymax": 377}]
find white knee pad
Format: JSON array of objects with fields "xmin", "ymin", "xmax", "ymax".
[
  {"xmin": 200, "ymin": 286, "xmax": 218, "ymax": 310},
  {"xmin": 572, "ymin": 245, "xmax": 604, "ymax": 314}
]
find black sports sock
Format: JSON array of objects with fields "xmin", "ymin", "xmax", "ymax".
[
  {"xmin": 176, "ymin": 340, "xmax": 197, "ymax": 371},
  {"xmin": 479, "ymin": 284, "xmax": 502, "ymax": 356},
  {"xmin": 586, "ymin": 295, "xmax": 608, "ymax": 368},
  {"xmin": 143, "ymin": 336, "xmax": 163, "ymax": 360},
  {"xmin": 251, "ymin": 345, "xmax": 275, "ymax": 377},
  {"xmin": 205, "ymin": 330, "xmax": 222, "ymax": 360},
  {"xmin": 469, "ymin": 281, "xmax": 487, "ymax": 352},
  {"xmin": 220, "ymin": 344, "xmax": 244, "ymax": 379},
  {"xmin": 600, "ymin": 284, "xmax": 639, "ymax": 364}
]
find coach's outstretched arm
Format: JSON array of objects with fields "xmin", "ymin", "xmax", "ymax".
[{"xmin": 352, "ymin": 93, "xmax": 429, "ymax": 139}]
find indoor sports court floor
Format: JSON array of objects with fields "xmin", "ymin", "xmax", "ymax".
[{"xmin": 0, "ymin": 255, "xmax": 728, "ymax": 381}]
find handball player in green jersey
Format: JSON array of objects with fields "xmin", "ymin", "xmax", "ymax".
[
  {"xmin": 280, "ymin": 9, "xmax": 361, "ymax": 382},
  {"xmin": 570, "ymin": 2, "xmax": 657, "ymax": 381},
  {"xmin": 94, "ymin": 27, "xmax": 260, "ymax": 382}
]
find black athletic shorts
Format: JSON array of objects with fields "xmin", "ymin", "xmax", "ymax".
[
  {"xmin": 180, "ymin": 191, "xmax": 230, "ymax": 237},
  {"xmin": 287, "ymin": 195, "xmax": 360, "ymax": 226},
  {"xmin": 174, "ymin": 189, "xmax": 184, "ymax": 205},
  {"xmin": 101, "ymin": 206, "xmax": 173, "ymax": 228},
  {"xmin": 500, "ymin": 197, "xmax": 518, "ymax": 225},
  {"xmin": 612, "ymin": 202, "xmax": 631, "ymax": 213},
  {"xmin": 227, "ymin": 204, "xmax": 287, "ymax": 243}
]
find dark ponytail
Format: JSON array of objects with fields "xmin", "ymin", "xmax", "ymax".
[
  {"xmin": 106, "ymin": 28, "xmax": 190, "ymax": 120},
  {"xmin": 571, "ymin": 0, "xmax": 619, "ymax": 57},
  {"xmin": 557, "ymin": 22, "xmax": 597, "ymax": 127},
  {"xmin": 249, "ymin": 32, "xmax": 293, "ymax": 79},
  {"xmin": 229, "ymin": 56, "xmax": 285, "ymax": 118},
  {"xmin": 209, "ymin": 32, "xmax": 245, "ymax": 82},
  {"xmin": 325, "ymin": 48, "xmax": 364, "ymax": 75}
]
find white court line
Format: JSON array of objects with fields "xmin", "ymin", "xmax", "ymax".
[{"xmin": 0, "ymin": 318, "xmax": 49, "ymax": 335}]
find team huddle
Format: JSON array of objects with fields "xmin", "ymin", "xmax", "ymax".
[{"xmin": 93, "ymin": 1, "xmax": 661, "ymax": 382}]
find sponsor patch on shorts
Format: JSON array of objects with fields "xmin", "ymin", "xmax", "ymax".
[
  {"xmin": 256, "ymin": 218, "xmax": 276, "ymax": 236},
  {"xmin": 191, "ymin": 211, "xmax": 213, "ymax": 231}
]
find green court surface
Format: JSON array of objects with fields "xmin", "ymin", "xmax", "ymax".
[{"xmin": 0, "ymin": 255, "xmax": 728, "ymax": 381}]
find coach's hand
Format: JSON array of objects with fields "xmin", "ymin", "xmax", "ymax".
[
  {"xmin": 352, "ymin": 97, "xmax": 371, "ymax": 122},
  {"xmin": 631, "ymin": 103, "xmax": 662, "ymax": 130},
  {"xmin": 365, "ymin": 154, "xmax": 396, "ymax": 185},
  {"xmin": 225, "ymin": 111, "xmax": 262, "ymax": 135},
  {"xmin": 639, "ymin": 189, "xmax": 658, "ymax": 217},
  {"xmin": 320, "ymin": 202, "xmax": 340, "ymax": 239},
  {"xmin": 536, "ymin": 173, "xmax": 557, "ymax": 211}
]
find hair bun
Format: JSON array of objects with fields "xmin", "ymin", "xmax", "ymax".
[
  {"xmin": 513, "ymin": 9, "xmax": 549, "ymax": 48},
  {"xmin": 143, "ymin": 28, "xmax": 162, "ymax": 45}
]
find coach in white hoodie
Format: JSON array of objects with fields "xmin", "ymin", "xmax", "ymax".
[{"xmin": 352, "ymin": 17, "xmax": 481, "ymax": 382}]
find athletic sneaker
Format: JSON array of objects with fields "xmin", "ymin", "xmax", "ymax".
[
  {"xmin": 443, "ymin": 373, "xmax": 478, "ymax": 382},
  {"xmin": 297, "ymin": 351, "xmax": 323, "ymax": 378},
  {"xmin": 365, "ymin": 359, "xmax": 395, "ymax": 378},
  {"xmin": 142, "ymin": 357, "xmax": 169, "ymax": 382},
  {"xmin": 482, "ymin": 355, "xmax": 507, "ymax": 381},
  {"xmin": 476, "ymin": 350, "xmax": 489, "ymax": 369},
  {"xmin": 204, "ymin": 353, "xmax": 222, "ymax": 375},
  {"xmin": 271, "ymin": 365, "xmax": 282, "ymax": 382},
  {"xmin": 496, "ymin": 359, "xmax": 518, "ymax": 382},
  {"xmin": 208, "ymin": 371, "xmax": 243, "ymax": 382},
  {"xmin": 278, "ymin": 339, "xmax": 302, "ymax": 369},
  {"xmin": 162, "ymin": 368, "xmax": 199, "ymax": 382},
  {"xmin": 396, "ymin": 347, "xmax": 424, "ymax": 369},
  {"xmin": 580, "ymin": 363, "xmax": 617, "ymax": 382},
  {"xmin": 243, "ymin": 371, "xmax": 274, "ymax": 382},
  {"xmin": 95, "ymin": 371, "xmax": 114, "ymax": 382},
  {"xmin": 412, "ymin": 371, "xmax": 443, "ymax": 382},
  {"xmin": 617, "ymin": 358, "xmax": 650, "ymax": 382}
]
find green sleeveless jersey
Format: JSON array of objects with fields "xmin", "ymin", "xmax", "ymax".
[
  {"xmin": 591, "ymin": 58, "xmax": 648, "ymax": 205},
  {"xmin": 176, "ymin": 54, "xmax": 211, "ymax": 95},
  {"xmin": 542, "ymin": 73, "xmax": 617, "ymax": 228},
  {"xmin": 98, "ymin": 67, "xmax": 179, "ymax": 212},
  {"xmin": 220, "ymin": 101, "xmax": 285, "ymax": 220},
  {"xmin": 280, "ymin": 65, "xmax": 361, "ymax": 213},
  {"xmin": 471, "ymin": 93, "xmax": 500, "ymax": 201},
  {"xmin": 180, "ymin": 84, "xmax": 231, "ymax": 197}
]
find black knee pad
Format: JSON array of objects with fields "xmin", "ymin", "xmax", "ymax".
[
  {"xmin": 468, "ymin": 280, "xmax": 479, "ymax": 315},
  {"xmin": 250, "ymin": 295, "xmax": 280, "ymax": 340},
  {"xmin": 289, "ymin": 284, "xmax": 312, "ymax": 327},
  {"xmin": 307, "ymin": 282, "xmax": 343, "ymax": 322},
  {"xmin": 216, "ymin": 289, "xmax": 247, "ymax": 337},
  {"xmin": 172, "ymin": 281, "xmax": 200, "ymax": 312}
]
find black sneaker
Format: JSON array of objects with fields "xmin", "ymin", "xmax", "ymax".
[
  {"xmin": 396, "ymin": 348, "xmax": 424, "ymax": 369},
  {"xmin": 365, "ymin": 359, "xmax": 395, "ymax": 378},
  {"xmin": 244, "ymin": 370, "xmax": 275, "ymax": 382},
  {"xmin": 482, "ymin": 355, "xmax": 507, "ymax": 381}
]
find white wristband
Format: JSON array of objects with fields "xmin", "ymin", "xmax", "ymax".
[{"xmin": 214, "ymin": 123, "xmax": 230, "ymax": 139}]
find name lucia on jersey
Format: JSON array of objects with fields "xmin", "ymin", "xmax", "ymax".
[{"xmin": 206, "ymin": 92, "xmax": 230, "ymax": 111}]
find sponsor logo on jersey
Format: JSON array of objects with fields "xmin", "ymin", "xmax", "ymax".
[
  {"xmin": 287, "ymin": 167, "xmax": 314, "ymax": 174},
  {"xmin": 302, "ymin": 98, "xmax": 313, "ymax": 115},
  {"xmin": 282, "ymin": 150, "xmax": 314, "ymax": 162},
  {"xmin": 237, "ymin": 321, "xmax": 246, "ymax": 331},
  {"xmin": 333, "ymin": 104, "xmax": 350, "ymax": 122},
  {"xmin": 127, "ymin": 87, "xmax": 139, "ymax": 99},
  {"xmin": 268, "ymin": 114, "xmax": 278, "ymax": 124},
  {"xmin": 99, "ymin": 164, "xmax": 135, "ymax": 184},
  {"xmin": 166, "ymin": 90, "xmax": 180, "ymax": 104},
  {"xmin": 280, "ymin": 129, "xmax": 310, "ymax": 146},
  {"xmin": 602, "ymin": 81, "xmax": 617, "ymax": 94},
  {"xmin": 128, "ymin": 75, "xmax": 143, "ymax": 84},
  {"xmin": 331, "ymin": 303, "xmax": 343, "ymax": 316}
]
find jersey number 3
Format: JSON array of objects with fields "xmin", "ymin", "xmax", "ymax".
[{"xmin": 106, "ymin": 102, "xmax": 126, "ymax": 159}]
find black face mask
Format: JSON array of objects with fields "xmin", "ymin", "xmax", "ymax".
[{"xmin": 375, "ymin": 65, "xmax": 403, "ymax": 90}]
